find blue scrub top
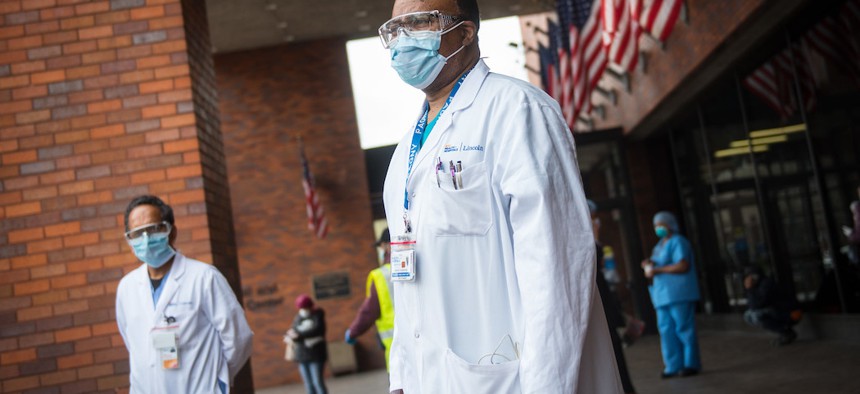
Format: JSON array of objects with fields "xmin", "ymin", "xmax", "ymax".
[{"xmin": 648, "ymin": 234, "xmax": 700, "ymax": 308}]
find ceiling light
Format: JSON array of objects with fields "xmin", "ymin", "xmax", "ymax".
[
  {"xmin": 355, "ymin": 10, "xmax": 368, "ymax": 18},
  {"xmin": 266, "ymin": 3, "xmax": 277, "ymax": 11},
  {"xmin": 358, "ymin": 24, "xmax": 371, "ymax": 32},
  {"xmin": 748, "ymin": 123, "xmax": 805, "ymax": 139},
  {"xmin": 509, "ymin": 4, "xmax": 522, "ymax": 12},
  {"xmin": 277, "ymin": 21, "xmax": 288, "ymax": 29},
  {"xmin": 728, "ymin": 135, "xmax": 788, "ymax": 148},
  {"xmin": 283, "ymin": 35, "xmax": 295, "ymax": 42},
  {"xmin": 714, "ymin": 145, "xmax": 768, "ymax": 159}
]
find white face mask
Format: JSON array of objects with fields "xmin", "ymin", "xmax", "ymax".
[{"xmin": 299, "ymin": 309, "xmax": 310, "ymax": 318}]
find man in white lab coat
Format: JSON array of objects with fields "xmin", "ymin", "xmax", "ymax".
[
  {"xmin": 115, "ymin": 195, "xmax": 253, "ymax": 393},
  {"xmin": 380, "ymin": 0, "xmax": 622, "ymax": 393}
]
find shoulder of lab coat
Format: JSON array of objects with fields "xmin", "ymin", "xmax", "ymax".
[
  {"xmin": 178, "ymin": 254, "xmax": 255, "ymax": 382},
  {"xmin": 480, "ymin": 68, "xmax": 597, "ymax": 391}
]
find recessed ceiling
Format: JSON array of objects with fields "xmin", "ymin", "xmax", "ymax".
[{"xmin": 206, "ymin": 0, "xmax": 556, "ymax": 54}]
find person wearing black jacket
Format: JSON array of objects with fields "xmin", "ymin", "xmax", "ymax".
[
  {"xmin": 590, "ymin": 200, "xmax": 636, "ymax": 393},
  {"xmin": 743, "ymin": 267, "xmax": 800, "ymax": 346},
  {"xmin": 288, "ymin": 294, "xmax": 328, "ymax": 394}
]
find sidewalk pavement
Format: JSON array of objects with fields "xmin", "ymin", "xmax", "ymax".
[{"xmin": 256, "ymin": 330, "xmax": 860, "ymax": 393}]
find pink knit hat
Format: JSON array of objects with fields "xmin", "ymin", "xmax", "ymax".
[{"xmin": 295, "ymin": 294, "xmax": 313, "ymax": 309}]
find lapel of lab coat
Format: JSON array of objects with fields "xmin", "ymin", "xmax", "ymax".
[
  {"xmin": 407, "ymin": 59, "xmax": 489, "ymax": 189},
  {"xmin": 132, "ymin": 264, "xmax": 156, "ymax": 314},
  {"xmin": 152, "ymin": 253, "xmax": 186, "ymax": 325}
]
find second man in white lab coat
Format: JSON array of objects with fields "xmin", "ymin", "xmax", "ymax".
[
  {"xmin": 115, "ymin": 195, "xmax": 253, "ymax": 393},
  {"xmin": 380, "ymin": 0, "xmax": 623, "ymax": 393}
]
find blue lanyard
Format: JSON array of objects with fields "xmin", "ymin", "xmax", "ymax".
[{"xmin": 403, "ymin": 70, "xmax": 471, "ymax": 212}]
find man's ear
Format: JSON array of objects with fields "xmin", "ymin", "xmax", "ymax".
[
  {"xmin": 169, "ymin": 225, "xmax": 177, "ymax": 245},
  {"xmin": 460, "ymin": 21, "xmax": 477, "ymax": 47}
]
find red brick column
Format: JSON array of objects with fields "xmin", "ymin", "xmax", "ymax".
[
  {"xmin": 216, "ymin": 40, "xmax": 381, "ymax": 388},
  {"xmin": 0, "ymin": 0, "xmax": 247, "ymax": 392}
]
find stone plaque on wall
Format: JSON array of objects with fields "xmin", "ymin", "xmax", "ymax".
[{"xmin": 312, "ymin": 271, "xmax": 352, "ymax": 300}]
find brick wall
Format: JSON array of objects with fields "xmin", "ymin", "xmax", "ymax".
[
  {"xmin": 215, "ymin": 39, "xmax": 383, "ymax": 389},
  {"xmin": 0, "ymin": 0, "xmax": 247, "ymax": 392}
]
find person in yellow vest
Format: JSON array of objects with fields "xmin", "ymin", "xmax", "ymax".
[{"xmin": 345, "ymin": 229, "xmax": 395, "ymax": 370}]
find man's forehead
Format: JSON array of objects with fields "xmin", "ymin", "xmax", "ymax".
[
  {"xmin": 129, "ymin": 204, "xmax": 162, "ymax": 225},
  {"xmin": 392, "ymin": 0, "xmax": 457, "ymax": 17}
]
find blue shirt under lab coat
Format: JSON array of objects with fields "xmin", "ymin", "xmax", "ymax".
[{"xmin": 649, "ymin": 234, "xmax": 700, "ymax": 308}]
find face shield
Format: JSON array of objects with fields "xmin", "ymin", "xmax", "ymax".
[{"xmin": 378, "ymin": 10, "xmax": 462, "ymax": 49}]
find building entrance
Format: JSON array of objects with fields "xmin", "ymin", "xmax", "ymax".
[{"xmin": 576, "ymin": 129, "xmax": 654, "ymax": 328}]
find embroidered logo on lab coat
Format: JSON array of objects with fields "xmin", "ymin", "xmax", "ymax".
[{"xmin": 444, "ymin": 143, "xmax": 484, "ymax": 153}]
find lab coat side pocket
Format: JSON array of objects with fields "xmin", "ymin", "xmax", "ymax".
[
  {"xmin": 426, "ymin": 162, "xmax": 493, "ymax": 236},
  {"xmin": 445, "ymin": 349, "xmax": 521, "ymax": 394}
]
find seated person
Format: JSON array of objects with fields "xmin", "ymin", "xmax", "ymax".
[{"xmin": 742, "ymin": 266, "xmax": 801, "ymax": 346}]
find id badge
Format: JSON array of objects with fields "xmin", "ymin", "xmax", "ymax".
[
  {"xmin": 151, "ymin": 325, "xmax": 180, "ymax": 369},
  {"xmin": 390, "ymin": 233, "xmax": 416, "ymax": 281}
]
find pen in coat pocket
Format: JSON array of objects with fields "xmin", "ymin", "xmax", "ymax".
[
  {"xmin": 435, "ymin": 157, "xmax": 442, "ymax": 188},
  {"xmin": 456, "ymin": 161, "xmax": 463, "ymax": 189},
  {"xmin": 449, "ymin": 160, "xmax": 458, "ymax": 190}
]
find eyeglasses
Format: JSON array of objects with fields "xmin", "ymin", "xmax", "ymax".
[
  {"xmin": 378, "ymin": 10, "xmax": 462, "ymax": 49},
  {"xmin": 125, "ymin": 221, "xmax": 171, "ymax": 241}
]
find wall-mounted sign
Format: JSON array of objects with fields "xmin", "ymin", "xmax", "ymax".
[
  {"xmin": 242, "ymin": 283, "xmax": 284, "ymax": 312},
  {"xmin": 312, "ymin": 272, "xmax": 351, "ymax": 301}
]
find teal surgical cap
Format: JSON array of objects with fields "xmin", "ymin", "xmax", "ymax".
[{"xmin": 653, "ymin": 211, "xmax": 680, "ymax": 233}]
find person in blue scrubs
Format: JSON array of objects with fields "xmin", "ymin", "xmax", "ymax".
[{"xmin": 641, "ymin": 211, "xmax": 702, "ymax": 378}]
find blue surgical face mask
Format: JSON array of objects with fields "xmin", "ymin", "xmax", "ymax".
[
  {"xmin": 390, "ymin": 23, "xmax": 465, "ymax": 90},
  {"xmin": 128, "ymin": 232, "xmax": 176, "ymax": 268},
  {"xmin": 655, "ymin": 226, "xmax": 669, "ymax": 239}
]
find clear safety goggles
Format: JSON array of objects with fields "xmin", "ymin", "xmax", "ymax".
[
  {"xmin": 125, "ymin": 221, "xmax": 171, "ymax": 241},
  {"xmin": 378, "ymin": 10, "xmax": 462, "ymax": 49}
]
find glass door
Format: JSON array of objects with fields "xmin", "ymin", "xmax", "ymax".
[{"xmin": 575, "ymin": 129, "xmax": 652, "ymax": 326}]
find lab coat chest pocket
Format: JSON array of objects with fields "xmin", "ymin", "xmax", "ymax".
[
  {"xmin": 445, "ymin": 349, "xmax": 521, "ymax": 394},
  {"xmin": 426, "ymin": 162, "xmax": 492, "ymax": 236},
  {"xmin": 164, "ymin": 301, "xmax": 195, "ymax": 343}
]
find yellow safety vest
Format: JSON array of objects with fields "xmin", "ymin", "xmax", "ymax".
[{"xmin": 367, "ymin": 264, "xmax": 395, "ymax": 370}]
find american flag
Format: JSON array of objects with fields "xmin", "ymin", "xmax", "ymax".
[
  {"xmin": 541, "ymin": 0, "xmax": 606, "ymax": 130},
  {"xmin": 741, "ymin": 0, "xmax": 860, "ymax": 120},
  {"xmin": 299, "ymin": 139, "xmax": 328, "ymax": 239},
  {"xmin": 544, "ymin": 0, "xmax": 685, "ymax": 129},
  {"xmin": 742, "ymin": 43, "xmax": 816, "ymax": 120},
  {"xmin": 803, "ymin": 0, "xmax": 860, "ymax": 86},
  {"xmin": 545, "ymin": 22, "xmax": 564, "ymax": 104},
  {"xmin": 538, "ymin": 42, "xmax": 560, "ymax": 102},
  {"xmin": 549, "ymin": 18, "xmax": 574, "ymax": 125},
  {"xmin": 555, "ymin": 0, "xmax": 606, "ymax": 127},
  {"xmin": 639, "ymin": 0, "xmax": 683, "ymax": 42},
  {"xmin": 602, "ymin": 0, "xmax": 641, "ymax": 72}
]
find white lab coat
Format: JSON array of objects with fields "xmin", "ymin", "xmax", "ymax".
[
  {"xmin": 115, "ymin": 253, "xmax": 254, "ymax": 394},
  {"xmin": 383, "ymin": 60, "xmax": 622, "ymax": 393}
]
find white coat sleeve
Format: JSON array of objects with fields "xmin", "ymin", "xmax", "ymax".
[
  {"xmin": 388, "ymin": 314, "xmax": 404, "ymax": 391},
  {"xmin": 202, "ymin": 267, "xmax": 255, "ymax": 383},
  {"xmin": 115, "ymin": 283, "xmax": 130, "ymax": 351},
  {"xmin": 495, "ymin": 102, "xmax": 596, "ymax": 393}
]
